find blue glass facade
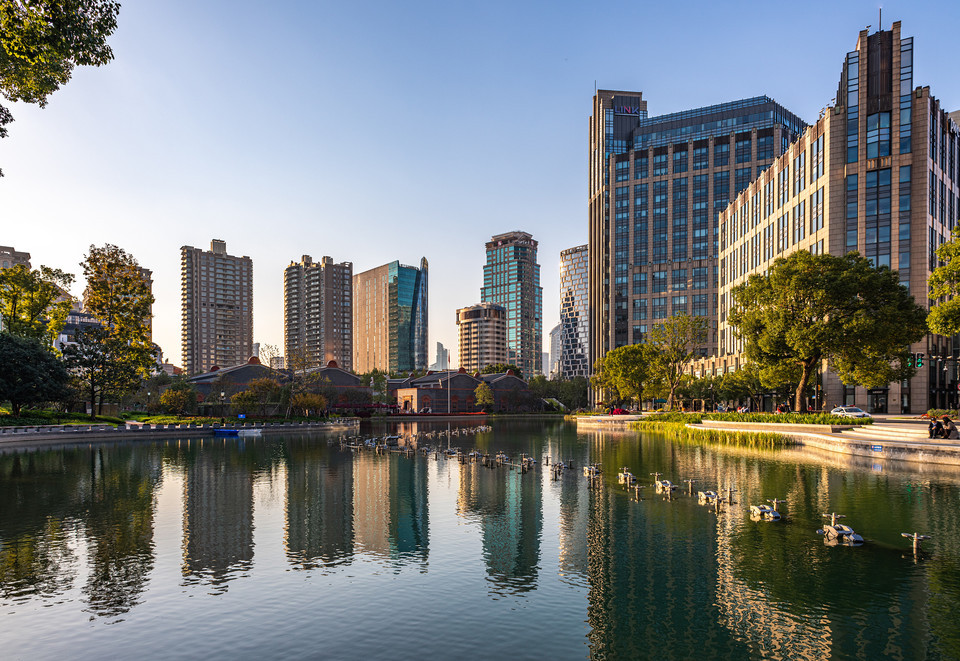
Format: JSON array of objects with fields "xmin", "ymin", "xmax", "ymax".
[{"xmin": 388, "ymin": 259, "xmax": 428, "ymax": 373}]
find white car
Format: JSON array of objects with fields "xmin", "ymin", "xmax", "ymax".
[{"xmin": 830, "ymin": 406, "xmax": 872, "ymax": 418}]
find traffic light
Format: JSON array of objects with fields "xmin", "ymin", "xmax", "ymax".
[{"xmin": 916, "ymin": 352, "xmax": 924, "ymax": 368}]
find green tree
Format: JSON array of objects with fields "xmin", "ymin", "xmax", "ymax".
[
  {"xmin": 290, "ymin": 392, "xmax": 326, "ymax": 417},
  {"xmin": 481, "ymin": 363, "xmax": 522, "ymax": 379},
  {"xmin": 232, "ymin": 378, "xmax": 282, "ymax": 417},
  {"xmin": 159, "ymin": 387, "xmax": 196, "ymax": 416},
  {"xmin": 647, "ymin": 313, "xmax": 709, "ymax": 410},
  {"xmin": 0, "ymin": 0, "xmax": 121, "ymax": 176},
  {"xmin": 0, "ymin": 264, "xmax": 74, "ymax": 344},
  {"xmin": 555, "ymin": 376, "xmax": 589, "ymax": 410},
  {"xmin": 474, "ymin": 382, "xmax": 494, "ymax": 410},
  {"xmin": 929, "ymin": 226, "xmax": 960, "ymax": 335},
  {"xmin": 0, "ymin": 332, "xmax": 70, "ymax": 415},
  {"xmin": 591, "ymin": 344, "xmax": 659, "ymax": 407},
  {"xmin": 63, "ymin": 245, "xmax": 155, "ymax": 418},
  {"xmin": 730, "ymin": 250, "xmax": 927, "ymax": 411}
]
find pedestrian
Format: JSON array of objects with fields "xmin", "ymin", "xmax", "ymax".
[
  {"xmin": 933, "ymin": 418, "xmax": 944, "ymax": 438},
  {"xmin": 943, "ymin": 416, "xmax": 958, "ymax": 440},
  {"xmin": 929, "ymin": 418, "xmax": 937, "ymax": 438}
]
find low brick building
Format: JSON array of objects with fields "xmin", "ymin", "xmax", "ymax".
[{"xmin": 392, "ymin": 368, "xmax": 533, "ymax": 413}]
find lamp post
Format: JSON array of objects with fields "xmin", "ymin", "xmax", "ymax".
[
  {"xmin": 146, "ymin": 391, "xmax": 151, "ymax": 413},
  {"xmin": 709, "ymin": 384, "xmax": 715, "ymax": 413},
  {"xmin": 220, "ymin": 391, "xmax": 225, "ymax": 417}
]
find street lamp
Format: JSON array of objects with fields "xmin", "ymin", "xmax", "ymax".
[
  {"xmin": 220, "ymin": 391, "xmax": 225, "ymax": 417},
  {"xmin": 146, "ymin": 391, "xmax": 151, "ymax": 412}
]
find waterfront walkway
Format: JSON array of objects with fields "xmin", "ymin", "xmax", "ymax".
[
  {"xmin": 0, "ymin": 419, "xmax": 359, "ymax": 450},
  {"xmin": 576, "ymin": 415, "xmax": 960, "ymax": 467}
]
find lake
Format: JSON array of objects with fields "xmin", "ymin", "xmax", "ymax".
[{"xmin": 1, "ymin": 418, "xmax": 958, "ymax": 660}]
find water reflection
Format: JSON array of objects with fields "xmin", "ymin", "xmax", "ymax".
[{"xmin": 0, "ymin": 423, "xmax": 958, "ymax": 661}]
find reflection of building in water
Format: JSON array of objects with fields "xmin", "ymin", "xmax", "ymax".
[
  {"xmin": 458, "ymin": 463, "xmax": 542, "ymax": 593},
  {"xmin": 352, "ymin": 453, "xmax": 391, "ymax": 555},
  {"xmin": 285, "ymin": 444, "xmax": 353, "ymax": 568},
  {"xmin": 389, "ymin": 453, "xmax": 429, "ymax": 560},
  {"xmin": 182, "ymin": 449, "xmax": 254, "ymax": 587},
  {"xmin": 352, "ymin": 453, "xmax": 428, "ymax": 563},
  {"xmin": 556, "ymin": 465, "xmax": 589, "ymax": 579}
]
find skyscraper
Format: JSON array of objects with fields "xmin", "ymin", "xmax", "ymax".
[
  {"xmin": 352, "ymin": 258, "xmax": 428, "ymax": 374},
  {"xmin": 457, "ymin": 302, "xmax": 507, "ymax": 372},
  {"xmin": 716, "ymin": 21, "xmax": 959, "ymax": 414},
  {"xmin": 548, "ymin": 323, "xmax": 562, "ymax": 378},
  {"xmin": 559, "ymin": 245, "xmax": 589, "ymax": 378},
  {"xmin": 588, "ymin": 92, "xmax": 806, "ymax": 377},
  {"xmin": 429, "ymin": 342, "xmax": 450, "ymax": 371},
  {"xmin": 180, "ymin": 240, "xmax": 253, "ymax": 375},
  {"xmin": 284, "ymin": 255, "xmax": 353, "ymax": 371},
  {"xmin": 480, "ymin": 231, "xmax": 542, "ymax": 376}
]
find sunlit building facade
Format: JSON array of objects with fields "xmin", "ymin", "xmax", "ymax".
[
  {"xmin": 181, "ymin": 240, "xmax": 253, "ymax": 375},
  {"xmin": 716, "ymin": 21, "xmax": 960, "ymax": 414},
  {"xmin": 559, "ymin": 244, "xmax": 589, "ymax": 378},
  {"xmin": 480, "ymin": 231, "xmax": 543, "ymax": 376},
  {"xmin": 588, "ymin": 92, "xmax": 806, "ymax": 382},
  {"xmin": 457, "ymin": 302, "xmax": 507, "ymax": 372},
  {"xmin": 352, "ymin": 258, "xmax": 428, "ymax": 374},
  {"xmin": 284, "ymin": 255, "xmax": 353, "ymax": 371}
]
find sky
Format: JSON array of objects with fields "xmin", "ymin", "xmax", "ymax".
[{"xmin": 2, "ymin": 0, "xmax": 959, "ymax": 370}]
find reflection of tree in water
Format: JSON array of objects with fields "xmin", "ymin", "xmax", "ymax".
[
  {"xmin": 0, "ymin": 518, "xmax": 78, "ymax": 602},
  {"xmin": 81, "ymin": 447, "xmax": 161, "ymax": 619}
]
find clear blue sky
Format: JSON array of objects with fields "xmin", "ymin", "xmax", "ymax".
[{"xmin": 2, "ymin": 1, "xmax": 958, "ymax": 369}]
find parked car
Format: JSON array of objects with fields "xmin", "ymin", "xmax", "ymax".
[{"xmin": 830, "ymin": 406, "xmax": 871, "ymax": 418}]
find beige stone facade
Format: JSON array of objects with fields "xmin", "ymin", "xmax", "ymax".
[
  {"xmin": 284, "ymin": 255, "xmax": 352, "ymax": 371},
  {"xmin": 457, "ymin": 302, "xmax": 506, "ymax": 372},
  {"xmin": 714, "ymin": 22, "xmax": 960, "ymax": 414}
]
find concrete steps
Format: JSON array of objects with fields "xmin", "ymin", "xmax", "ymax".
[{"xmin": 841, "ymin": 423, "xmax": 935, "ymax": 442}]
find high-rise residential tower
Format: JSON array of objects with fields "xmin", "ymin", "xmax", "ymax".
[
  {"xmin": 559, "ymin": 245, "xmax": 589, "ymax": 378},
  {"xmin": 480, "ymin": 231, "xmax": 542, "ymax": 376},
  {"xmin": 352, "ymin": 258, "xmax": 428, "ymax": 374},
  {"xmin": 284, "ymin": 255, "xmax": 353, "ymax": 371},
  {"xmin": 457, "ymin": 302, "xmax": 507, "ymax": 372},
  {"xmin": 716, "ymin": 21, "xmax": 959, "ymax": 414},
  {"xmin": 429, "ymin": 342, "xmax": 450, "ymax": 371},
  {"xmin": 180, "ymin": 240, "xmax": 253, "ymax": 375},
  {"xmin": 588, "ymin": 92, "xmax": 806, "ymax": 377}
]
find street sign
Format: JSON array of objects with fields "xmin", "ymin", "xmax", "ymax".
[
  {"xmin": 238, "ymin": 414, "xmax": 246, "ymax": 419},
  {"xmin": 871, "ymin": 444, "xmax": 883, "ymax": 452}
]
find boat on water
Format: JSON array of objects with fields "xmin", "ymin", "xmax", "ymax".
[
  {"xmin": 214, "ymin": 428, "xmax": 239, "ymax": 437},
  {"xmin": 238, "ymin": 429, "xmax": 262, "ymax": 438}
]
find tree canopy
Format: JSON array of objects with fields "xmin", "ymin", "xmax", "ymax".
[
  {"xmin": 928, "ymin": 226, "xmax": 960, "ymax": 336},
  {"xmin": 0, "ymin": 332, "xmax": 70, "ymax": 415},
  {"xmin": 0, "ymin": 264, "xmax": 73, "ymax": 344},
  {"xmin": 0, "ymin": 0, "xmax": 121, "ymax": 175},
  {"xmin": 648, "ymin": 313, "xmax": 708, "ymax": 409},
  {"xmin": 729, "ymin": 250, "xmax": 927, "ymax": 411},
  {"xmin": 591, "ymin": 344, "xmax": 658, "ymax": 406},
  {"xmin": 63, "ymin": 244, "xmax": 155, "ymax": 418},
  {"xmin": 481, "ymin": 363, "xmax": 522, "ymax": 379}
]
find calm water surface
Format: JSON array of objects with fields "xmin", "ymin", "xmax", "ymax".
[{"xmin": 1, "ymin": 419, "xmax": 959, "ymax": 660}]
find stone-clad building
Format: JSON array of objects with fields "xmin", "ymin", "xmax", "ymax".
[
  {"xmin": 284, "ymin": 255, "xmax": 353, "ymax": 371},
  {"xmin": 716, "ymin": 21, "xmax": 960, "ymax": 414}
]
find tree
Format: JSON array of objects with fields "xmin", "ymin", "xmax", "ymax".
[
  {"xmin": 290, "ymin": 392, "xmax": 326, "ymax": 417},
  {"xmin": 730, "ymin": 251, "xmax": 927, "ymax": 411},
  {"xmin": 481, "ymin": 363, "xmax": 522, "ymax": 379},
  {"xmin": 159, "ymin": 388, "xmax": 196, "ymax": 416},
  {"xmin": 591, "ymin": 344, "xmax": 660, "ymax": 407},
  {"xmin": 0, "ymin": 264, "xmax": 74, "ymax": 344},
  {"xmin": 63, "ymin": 245, "xmax": 155, "ymax": 418},
  {"xmin": 0, "ymin": 332, "xmax": 70, "ymax": 415},
  {"xmin": 928, "ymin": 226, "xmax": 960, "ymax": 335},
  {"xmin": 474, "ymin": 382, "xmax": 494, "ymax": 410},
  {"xmin": 647, "ymin": 313, "xmax": 709, "ymax": 410},
  {"xmin": 0, "ymin": 0, "xmax": 121, "ymax": 176},
  {"xmin": 232, "ymin": 378, "xmax": 282, "ymax": 417}
]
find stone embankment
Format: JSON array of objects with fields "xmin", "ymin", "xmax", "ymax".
[
  {"xmin": 576, "ymin": 416, "xmax": 960, "ymax": 467},
  {"xmin": 0, "ymin": 419, "xmax": 360, "ymax": 450}
]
